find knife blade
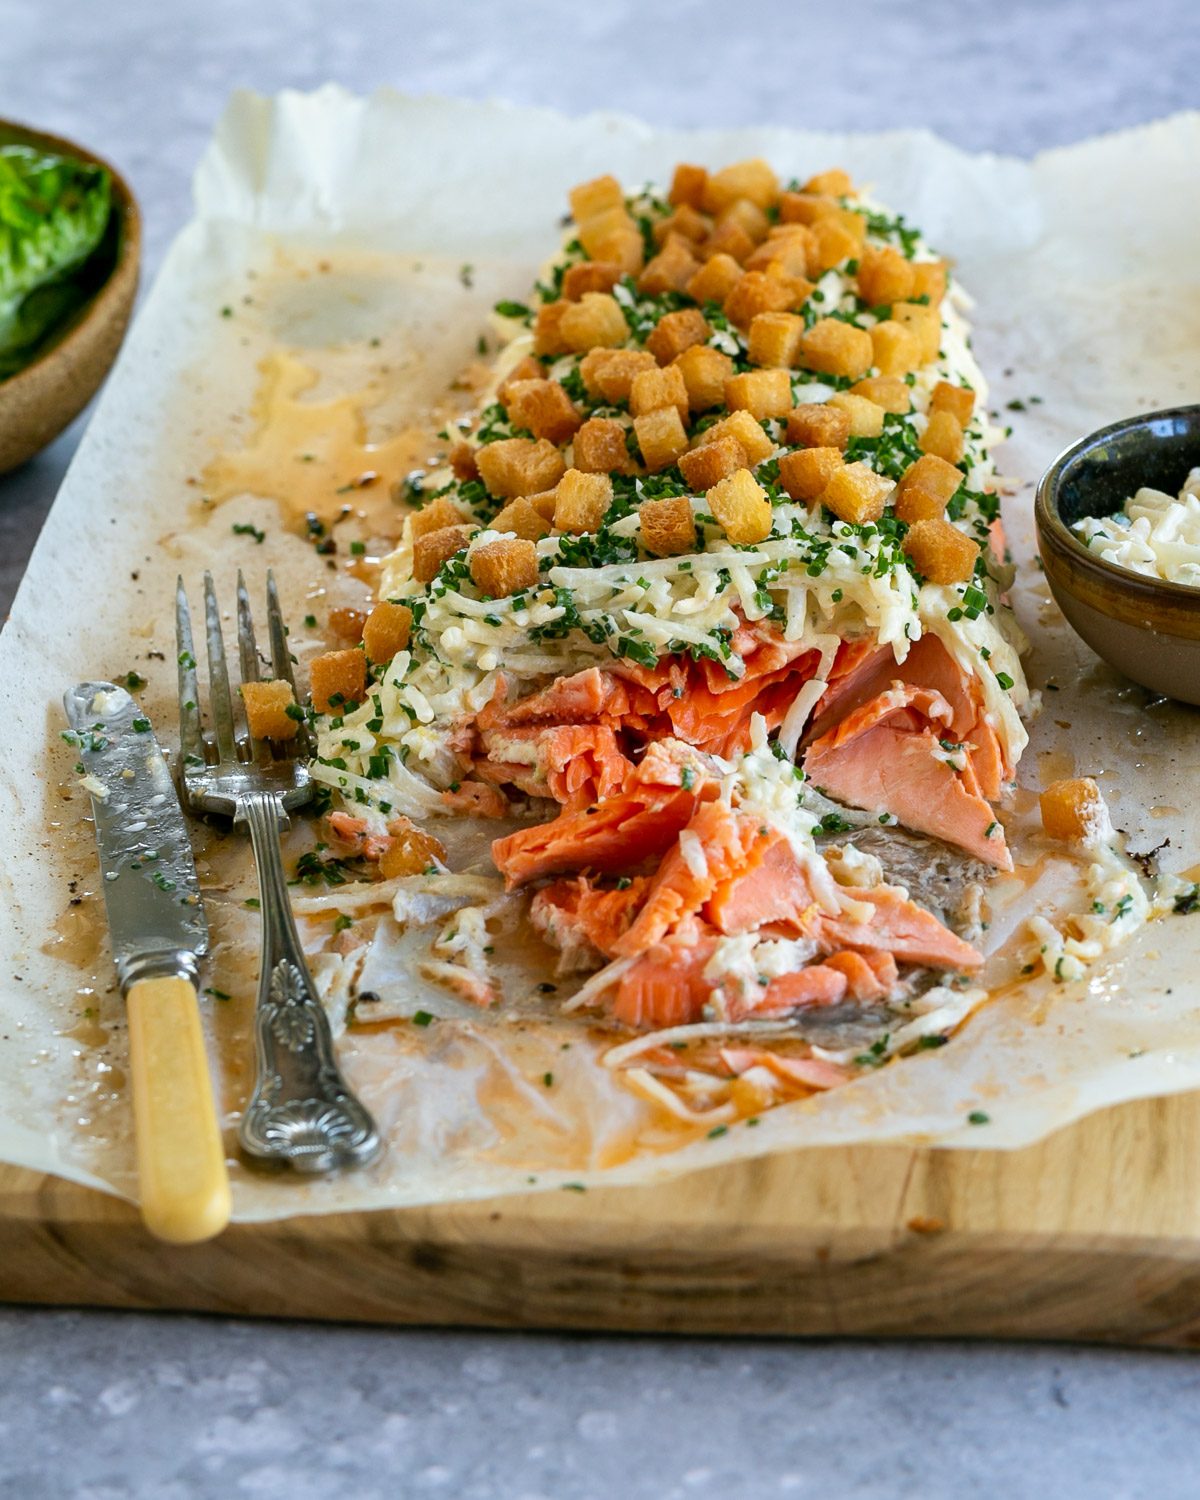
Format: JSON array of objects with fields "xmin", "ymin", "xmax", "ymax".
[{"xmin": 64, "ymin": 681, "xmax": 230, "ymax": 1244}]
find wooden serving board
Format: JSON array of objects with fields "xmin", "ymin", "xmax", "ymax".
[{"xmin": 5, "ymin": 1090, "xmax": 1200, "ymax": 1346}]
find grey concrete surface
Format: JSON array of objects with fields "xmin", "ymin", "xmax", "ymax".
[{"xmin": 2, "ymin": 1, "xmax": 1199, "ymax": 1496}]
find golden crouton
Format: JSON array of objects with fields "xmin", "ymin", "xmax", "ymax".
[
  {"xmin": 745, "ymin": 230, "xmax": 814, "ymax": 281},
  {"xmin": 559, "ymin": 292, "xmax": 628, "ymax": 353},
  {"xmin": 410, "ymin": 494, "xmax": 467, "ymax": 540},
  {"xmin": 533, "ymin": 300, "xmax": 570, "ymax": 357},
  {"xmin": 678, "ymin": 434, "xmax": 746, "ymax": 491},
  {"xmin": 902, "ymin": 518, "xmax": 978, "ymax": 584},
  {"xmin": 809, "ymin": 215, "xmax": 860, "ymax": 274},
  {"xmin": 804, "ymin": 168, "xmax": 854, "ymax": 196},
  {"xmin": 850, "ymin": 375, "xmax": 913, "ymax": 413},
  {"xmin": 893, "ymin": 484, "xmax": 946, "ymax": 524},
  {"xmin": 476, "ymin": 437, "xmax": 566, "ymax": 499},
  {"xmin": 572, "ymin": 417, "xmax": 636, "ymax": 475},
  {"xmin": 646, "ymin": 307, "xmax": 710, "ymax": 366},
  {"xmin": 857, "ymin": 244, "xmax": 916, "ymax": 307},
  {"xmin": 694, "ymin": 409, "xmax": 775, "ymax": 467},
  {"xmin": 685, "ymin": 252, "xmax": 743, "ymax": 305},
  {"xmin": 673, "ymin": 344, "xmax": 735, "ymax": 412},
  {"xmin": 578, "ymin": 208, "xmax": 643, "ymax": 272},
  {"xmin": 470, "ymin": 537, "xmax": 541, "ymax": 596},
  {"xmin": 310, "ymin": 649, "xmax": 367, "ymax": 715},
  {"xmin": 562, "ymin": 260, "xmax": 622, "ymax": 300},
  {"xmin": 702, "ymin": 158, "xmax": 780, "ymax": 214},
  {"xmin": 716, "ymin": 196, "xmax": 770, "ymax": 246},
  {"xmin": 747, "ymin": 311, "xmax": 805, "ymax": 368},
  {"xmin": 448, "ymin": 442, "xmax": 478, "ymax": 482},
  {"xmin": 800, "ymin": 318, "xmax": 874, "ymax": 379},
  {"xmin": 819, "ymin": 462, "xmax": 892, "ymax": 525},
  {"xmin": 554, "ymin": 469, "xmax": 613, "ymax": 532},
  {"xmin": 634, "ymin": 407, "xmax": 690, "ymax": 473},
  {"xmin": 725, "ymin": 368, "xmax": 793, "ymax": 421},
  {"xmin": 640, "ymin": 495, "xmax": 696, "ymax": 557},
  {"xmin": 630, "ymin": 364, "xmax": 689, "ymax": 421},
  {"xmin": 920, "ymin": 409, "xmax": 966, "ymax": 465},
  {"xmin": 707, "ymin": 468, "xmax": 773, "ymax": 544},
  {"xmin": 496, "ymin": 355, "xmax": 543, "ymax": 404},
  {"xmin": 835, "ymin": 208, "xmax": 868, "ymax": 249},
  {"xmin": 579, "ymin": 347, "xmax": 657, "ymax": 403},
  {"xmin": 778, "ymin": 191, "xmax": 839, "ymax": 226},
  {"xmin": 778, "ymin": 447, "xmax": 845, "ymax": 503},
  {"xmin": 826, "ymin": 392, "xmax": 885, "ymax": 438},
  {"xmin": 638, "ymin": 235, "xmax": 700, "ymax": 296},
  {"xmin": 362, "ymin": 601, "xmax": 413, "ymax": 664},
  {"xmin": 379, "ymin": 819, "xmax": 447, "ymax": 880},
  {"xmin": 701, "ymin": 219, "xmax": 756, "ymax": 265},
  {"xmin": 868, "ymin": 320, "xmax": 921, "ymax": 377},
  {"xmin": 527, "ymin": 489, "xmax": 561, "ymax": 523},
  {"xmin": 412, "ymin": 523, "xmax": 477, "ymax": 584},
  {"xmin": 669, "ymin": 163, "xmax": 708, "ymax": 209},
  {"xmin": 785, "ymin": 403, "xmax": 851, "ymax": 450},
  {"xmin": 891, "ymin": 302, "xmax": 942, "ymax": 363},
  {"xmin": 569, "ymin": 174, "xmax": 624, "ymax": 223},
  {"xmin": 897, "ymin": 452, "xmax": 964, "ymax": 504},
  {"xmin": 911, "ymin": 260, "xmax": 948, "ymax": 305},
  {"xmin": 241, "ymin": 678, "xmax": 300, "ymax": 741},
  {"xmin": 492, "ymin": 495, "xmax": 554, "ymax": 541},
  {"xmin": 652, "ymin": 204, "xmax": 709, "ymax": 247},
  {"xmin": 930, "ymin": 381, "xmax": 976, "ymax": 426},
  {"xmin": 725, "ymin": 270, "xmax": 811, "ymax": 330},
  {"xmin": 503, "ymin": 378, "xmax": 582, "ymax": 445},
  {"xmin": 1040, "ymin": 777, "xmax": 1105, "ymax": 843}
]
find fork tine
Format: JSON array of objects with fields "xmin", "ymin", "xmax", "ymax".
[
  {"xmin": 236, "ymin": 570, "xmax": 260, "ymax": 688},
  {"xmin": 203, "ymin": 572, "xmax": 238, "ymax": 762},
  {"xmin": 175, "ymin": 577, "xmax": 206, "ymax": 772},
  {"xmin": 265, "ymin": 571, "xmax": 314, "ymax": 755}
]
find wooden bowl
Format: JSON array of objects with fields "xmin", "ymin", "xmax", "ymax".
[
  {"xmin": 0, "ymin": 120, "xmax": 141, "ymax": 474},
  {"xmin": 1035, "ymin": 406, "xmax": 1200, "ymax": 705}
]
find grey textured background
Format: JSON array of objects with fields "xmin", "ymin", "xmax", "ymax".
[{"xmin": 3, "ymin": 1, "xmax": 1200, "ymax": 1496}]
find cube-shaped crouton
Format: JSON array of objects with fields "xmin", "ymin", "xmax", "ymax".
[
  {"xmin": 527, "ymin": 489, "xmax": 561, "ymax": 523},
  {"xmin": 646, "ymin": 307, "xmax": 710, "ymax": 366},
  {"xmin": 559, "ymin": 292, "xmax": 629, "ymax": 352},
  {"xmin": 786, "ymin": 403, "xmax": 851, "ymax": 450},
  {"xmin": 310, "ymin": 649, "xmax": 367, "ymax": 715},
  {"xmin": 362, "ymin": 601, "xmax": 413, "ymax": 664},
  {"xmin": 716, "ymin": 196, "xmax": 770, "ymax": 245},
  {"xmin": 241, "ymin": 678, "xmax": 300, "ymax": 741},
  {"xmin": 778, "ymin": 447, "xmax": 845, "ymax": 503},
  {"xmin": 579, "ymin": 347, "xmax": 657, "ymax": 403},
  {"xmin": 930, "ymin": 381, "xmax": 976, "ymax": 426},
  {"xmin": 673, "ymin": 344, "xmax": 735, "ymax": 411},
  {"xmin": 638, "ymin": 234, "xmax": 700, "ymax": 296},
  {"xmin": 412, "ymin": 523, "xmax": 477, "ymax": 584},
  {"xmin": 893, "ymin": 484, "xmax": 946, "ymax": 524},
  {"xmin": 707, "ymin": 468, "xmax": 774, "ymax": 544},
  {"xmin": 1040, "ymin": 777, "xmax": 1105, "ymax": 843},
  {"xmin": 725, "ymin": 271, "xmax": 807, "ymax": 330},
  {"xmin": 897, "ymin": 453, "xmax": 963, "ymax": 504},
  {"xmin": 573, "ymin": 417, "xmax": 636, "ymax": 475},
  {"xmin": 911, "ymin": 260, "xmax": 948, "ymax": 305},
  {"xmin": 630, "ymin": 363, "xmax": 689, "ymax": 421},
  {"xmin": 533, "ymin": 300, "xmax": 570, "ymax": 356},
  {"xmin": 562, "ymin": 260, "xmax": 622, "ymax": 300},
  {"xmin": 902, "ymin": 518, "xmax": 978, "ymax": 584},
  {"xmin": 695, "ymin": 409, "xmax": 775, "ymax": 467},
  {"xmin": 819, "ymin": 462, "xmax": 892, "ymax": 525},
  {"xmin": 497, "ymin": 354, "xmax": 543, "ymax": 404},
  {"xmin": 804, "ymin": 168, "xmax": 854, "ymax": 196},
  {"xmin": 640, "ymin": 495, "xmax": 696, "ymax": 557},
  {"xmin": 920, "ymin": 409, "xmax": 965, "ymax": 465},
  {"xmin": 850, "ymin": 375, "xmax": 913, "ymax": 413},
  {"xmin": 745, "ymin": 230, "xmax": 814, "ymax": 280},
  {"xmin": 701, "ymin": 219, "xmax": 756, "ymax": 265},
  {"xmin": 578, "ymin": 207, "xmax": 643, "ymax": 273},
  {"xmin": 410, "ymin": 493, "xmax": 467, "ymax": 540},
  {"xmin": 809, "ymin": 216, "xmax": 860, "ymax": 273},
  {"xmin": 503, "ymin": 378, "xmax": 582, "ymax": 445},
  {"xmin": 652, "ymin": 204, "xmax": 709, "ymax": 247},
  {"xmin": 835, "ymin": 208, "xmax": 868, "ymax": 248},
  {"xmin": 701, "ymin": 158, "xmax": 779, "ymax": 213},
  {"xmin": 747, "ymin": 311, "xmax": 805, "ymax": 368},
  {"xmin": 476, "ymin": 437, "xmax": 566, "ymax": 499},
  {"xmin": 725, "ymin": 368, "xmax": 793, "ymax": 421},
  {"xmin": 448, "ymin": 442, "xmax": 478, "ymax": 482},
  {"xmin": 685, "ymin": 253, "xmax": 743, "ymax": 305},
  {"xmin": 634, "ymin": 407, "xmax": 690, "ymax": 473},
  {"xmin": 379, "ymin": 819, "xmax": 447, "ymax": 880},
  {"xmin": 554, "ymin": 469, "xmax": 613, "ymax": 532},
  {"xmin": 569, "ymin": 174, "xmax": 624, "ymax": 223},
  {"xmin": 869, "ymin": 320, "xmax": 921, "ymax": 377},
  {"xmin": 800, "ymin": 318, "xmax": 873, "ymax": 379},
  {"xmin": 492, "ymin": 495, "xmax": 554, "ymax": 540},
  {"xmin": 778, "ymin": 191, "xmax": 839, "ymax": 226},
  {"xmin": 669, "ymin": 163, "xmax": 708, "ymax": 209},
  {"xmin": 678, "ymin": 434, "xmax": 746, "ymax": 491},
  {"xmin": 856, "ymin": 244, "xmax": 916, "ymax": 307},
  {"xmin": 827, "ymin": 391, "xmax": 885, "ymax": 438},
  {"xmin": 891, "ymin": 302, "xmax": 942, "ymax": 364},
  {"xmin": 470, "ymin": 537, "xmax": 541, "ymax": 596}
]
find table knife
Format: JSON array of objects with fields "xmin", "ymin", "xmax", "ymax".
[{"xmin": 64, "ymin": 681, "xmax": 231, "ymax": 1244}]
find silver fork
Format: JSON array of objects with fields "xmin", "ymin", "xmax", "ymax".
[{"xmin": 176, "ymin": 569, "xmax": 381, "ymax": 1174}]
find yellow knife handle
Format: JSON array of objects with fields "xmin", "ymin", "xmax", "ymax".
[{"xmin": 125, "ymin": 975, "xmax": 232, "ymax": 1244}]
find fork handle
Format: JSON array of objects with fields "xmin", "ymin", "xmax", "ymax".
[{"xmin": 236, "ymin": 790, "xmax": 382, "ymax": 1173}]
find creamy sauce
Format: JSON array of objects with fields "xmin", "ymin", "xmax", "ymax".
[{"xmin": 1073, "ymin": 470, "xmax": 1200, "ymax": 586}]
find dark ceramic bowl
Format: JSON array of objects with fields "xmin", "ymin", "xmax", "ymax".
[{"xmin": 1035, "ymin": 406, "xmax": 1200, "ymax": 705}]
